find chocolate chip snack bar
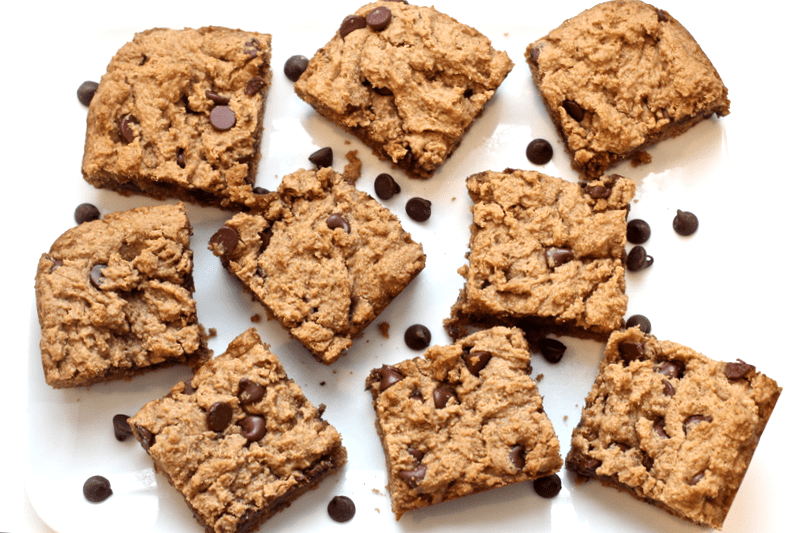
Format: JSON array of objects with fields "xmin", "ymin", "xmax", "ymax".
[
  {"xmin": 209, "ymin": 166, "xmax": 426, "ymax": 364},
  {"xmin": 129, "ymin": 328, "xmax": 347, "ymax": 533},
  {"xmin": 566, "ymin": 327, "xmax": 781, "ymax": 529},
  {"xmin": 446, "ymin": 169, "xmax": 635, "ymax": 340},
  {"xmin": 366, "ymin": 326, "xmax": 562, "ymax": 519},
  {"xmin": 82, "ymin": 26, "xmax": 273, "ymax": 210},
  {"xmin": 34, "ymin": 203, "xmax": 210, "ymax": 388},
  {"xmin": 526, "ymin": 0, "xmax": 730, "ymax": 178},
  {"xmin": 294, "ymin": 1, "xmax": 514, "ymax": 179}
]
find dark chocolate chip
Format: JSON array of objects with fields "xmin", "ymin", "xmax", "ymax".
[
  {"xmin": 245, "ymin": 76, "xmax": 267, "ymax": 96},
  {"xmin": 77, "ymin": 81, "xmax": 99, "ymax": 106},
  {"xmin": 112, "ymin": 414, "xmax": 133, "ymax": 442},
  {"xmin": 89, "ymin": 264, "xmax": 107, "ymax": 289},
  {"xmin": 662, "ymin": 380, "xmax": 676, "ymax": 397},
  {"xmin": 408, "ymin": 447, "xmax": 425, "ymax": 462},
  {"xmin": 585, "ymin": 185, "xmax": 611, "ymax": 199},
  {"xmin": 618, "ymin": 341, "xmax": 645, "ymax": 363},
  {"xmin": 673, "ymin": 209, "xmax": 699, "ymax": 236},
  {"xmin": 684, "ymin": 415, "xmax": 712, "ymax": 434},
  {"xmin": 284, "ymin": 55, "xmax": 309, "ymax": 82},
  {"xmin": 625, "ymin": 314, "xmax": 652, "ymax": 333},
  {"xmin": 340, "ymin": 15, "xmax": 367, "ymax": 38},
  {"xmin": 239, "ymin": 415, "xmax": 267, "ymax": 442},
  {"xmin": 563, "ymin": 100, "xmax": 585, "ymax": 122},
  {"xmin": 238, "ymin": 378, "xmax": 266, "ymax": 405},
  {"xmin": 533, "ymin": 474, "xmax": 562, "ymax": 498},
  {"xmin": 463, "ymin": 350, "xmax": 491, "ymax": 376},
  {"xmin": 134, "ymin": 424, "xmax": 155, "ymax": 450},
  {"xmin": 374, "ymin": 173, "xmax": 401, "ymax": 200},
  {"xmin": 656, "ymin": 9, "xmax": 669, "ymax": 23},
  {"xmin": 47, "ymin": 256, "xmax": 63, "ymax": 273},
  {"xmin": 626, "ymin": 245, "xmax": 653, "ymax": 271},
  {"xmin": 575, "ymin": 457, "xmax": 601, "ymax": 476},
  {"xmin": 207, "ymin": 401, "xmax": 233, "ymax": 432},
  {"xmin": 205, "ymin": 91, "xmax": 230, "ymax": 105},
  {"xmin": 209, "ymin": 226, "xmax": 240, "ymax": 256},
  {"xmin": 243, "ymin": 38, "xmax": 262, "ymax": 57},
  {"xmin": 409, "ymin": 389, "xmax": 423, "ymax": 401},
  {"xmin": 404, "ymin": 324, "xmax": 431, "ymax": 350},
  {"xmin": 83, "ymin": 475, "xmax": 113, "ymax": 503},
  {"xmin": 326, "ymin": 213, "xmax": 351, "ymax": 233},
  {"xmin": 627, "ymin": 219, "xmax": 651, "ymax": 244},
  {"xmin": 538, "ymin": 338, "xmax": 567, "ymax": 363},
  {"xmin": 376, "ymin": 365, "xmax": 404, "ymax": 392},
  {"xmin": 177, "ymin": 148, "xmax": 186, "ymax": 168},
  {"xmin": 724, "ymin": 359, "xmax": 755, "ymax": 380},
  {"xmin": 656, "ymin": 360, "xmax": 684, "ymax": 379},
  {"xmin": 210, "ymin": 105, "xmax": 236, "ymax": 131},
  {"xmin": 653, "ymin": 418, "xmax": 668, "ymax": 438},
  {"xmin": 433, "ymin": 385, "xmax": 457, "ymax": 409},
  {"xmin": 688, "ymin": 471, "xmax": 705, "ymax": 486},
  {"xmin": 309, "ymin": 146, "xmax": 333, "ymax": 168},
  {"xmin": 119, "ymin": 114, "xmax": 136, "ymax": 143},
  {"xmin": 74, "ymin": 203, "xmax": 100, "ymax": 224},
  {"xmin": 526, "ymin": 139, "xmax": 553, "ymax": 165},
  {"xmin": 253, "ymin": 186, "xmax": 269, "ymax": 194},
  {"xmin": 508, "ymin": 445, "xmax": 525, "ymax": 469},
  {"xmin": 545, "ymin": 247, "xmax": 574, "ymax": 268},
  {"xmin": 181, "ymin": 380, "xmax": 196, "ymax": 395},
  {"xmin": 398, "ymin": 464, "xmax": 426, "ymax": 487},
  {"xmin": 327, "ymin": 495, "xmax": 356, "ymax": 522},
  {"xmin": 366, "ymin": 6, "xmax": 392, "ymax": 31},
  {"xmin": 406, "ymin": 197, "xmax": 432, "ymax": 222}
]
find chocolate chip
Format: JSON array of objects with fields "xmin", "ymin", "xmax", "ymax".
[
  {"xmin": 326, "ymin": 213, "xmax": 351, "ymax": 233},
  {"xmin": 245, "ymin": 76, "xmax": 267, "ymax": 96},
  {"xmin": 327, "ymin": 495, "xmax": 356, "ymax": 523},
  {"xmin": 406, "ymin": 197, "xmax": 432, "ymax": 222},
  {"xmin": 626, "ymin": 219, "xmax": 651, "ymax": 244},
  {"xmin": 89, "ymin": 264, "xmax": 107, "ymax": 289},
  {"xmin": 662, "ymin": 380, "xmax": 676, "ymax": 397},
  {"xmin": 253, "ymin": 186, "xmax": 269, "ymax": 194},
  {"xmin": 243, "ymin": 38, "xmax": 262, "ymax": 57},
  {"xmin": 433, "ymin": 385, "xmax": 457, "ymax": 408},
  {"xmin": 656, "ymin": 360, "xmax": 684, "ymax": 379},
  {"xmin": 563, "ymin": 100, "xmax": 585, "ymax": 122},
  {"xmin": 533, "ymin": 474, "xmax": 561, "ymax": 498},
  {"xmin": 119, "ymin": 114, "xmax": 136, "ymax": 143},
  {"xmin": 398, "ymin": 464, "xmax": 426, "ymax": 487},
  {"xmin": 684, "ymin": 415, "xmax": 712, "ymax": 434},
  {"xmin": 238, "ymin": 378, "xmax": 266, "ymax": 405},
  {"xmin": 688, "ymin": 471, "xmax": 705, "ymax": 486},
  {"xmin": 309, "ymin": 146, "xmax": 333, "ymax": 168},
  {"xmin": 653, "ymin": 418, "xmax": 668, "ymax": 438},
  {"xmin": 656, "ymin": 9, "xmax": 669, "ymax": 23},
  {"xmin": 376, "ymin": 365, "xmax": 404, "ymax": 392},
  {"xmin": 209, "ymin": 226, "xmax": 240, "ymax": 256},
  {"xmin": 134, "ymin": 424, "xmax": 155, "ymax": 450},
  {"xmin": 526, "ymin": 139, "xmax": 553, "ymax": 165},
  {"xmin": 626, "ymin": 245, "xmax": 653, "ymax": 271},
  {"xmin": 409, "ymin": 389, "xmax": 423, "ymax": 401},
  {"xmin": 340, "ymin": 15, "xmax": 367, "ymax": 38},
  {"xmin": 408, "ymin": 447, "xmax": 425, "ymax": 462},
  {"xmin": 74, "ymin": 203, "xmax": 100, "ymax": 224},
  {"xmin": 47, "ymin": 256, "xmax": 63, "ymax": 273},
  {"xmin": 77, "ymin": 81, "xmax": 99, "ymax": 106},
  {"xmin": 207, "ymin": 401, "xmax": 233, "ymax": 432},
  {"xmin": 112, "ymin": 414, "xmax": 133, "ymax": 442},
  {"xmin": 673, "ymin": 209, "xmax": 698, "ymax": 236},
  {"xmin": 618, "ymin": 341, "xmax": 645, "ymax": 363},
  {"xmin": 83, "ymin": 475, "xmax": 113, "ymax": 503},
  {"xmin": 545, "ymin": 247, "xmax": 574, "ymax": 268},
  {"xmin": 284, "ymin": 55, "xmax": 309, "ymax": 82},
  {"xmin": 508, "ymin": 445, "xmax": 525, "ymax": 469},
  {"xmin": 463, "ymin": 350, "xmax": 491, "ymax": 376},
  {"xmin": 177, "ymin": 148, "xmax": 186, "ymax": 168},
  {"xmin": 239, "ymin": 415, "xmax": 267, "ymax": 441},
  {"xmin": 724, "ymin": 359, "xmax": 755, "ymax": 380},
  {"xmin": 575, "ymin": 457, "xmax": 601, "ymax": 476},
  {"xmin": 625, "ymin": 314, "xmax": 652, "ymax": 333},
  {"xmin": 538, "ymin": 338, "xmax": 567, "ymax": 363},
  {"xmin": 366, "ymin": 6, "xmax": 392, "ymax": 31},
  {"xmin": 205, "ymin": 91, "xmax": 230, "ymax": 105},
  {"xmin": 210, "ymin": 105, "xmax": 236, "ymax": 131},
  {"xmin": 585, "ymin": 185, "xmax": 611, "ymax": 199},
  {"xmin": 404, "ymin": 324, "xmax": 431, "ymax": 350},
  {"xmin": 374, "ymin": 173, "xmax": 401, "ymax": 200}
]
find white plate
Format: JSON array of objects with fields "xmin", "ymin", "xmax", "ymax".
[{"xmin": 25, "ymin": 3, "xmax": 756, "ymax": 532}]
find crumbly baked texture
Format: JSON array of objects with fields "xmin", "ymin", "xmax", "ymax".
[
  {"xmin": 294, "ymin": 1, "xmax": 514, "ymax": 179},
  {"xmin": 82, "ymin": 27, "xmax": 273, "ymax": 211},
  {"xmin": 129, "ymin": 328, "xmax": 347, "ymax": 533},
  {"xmin": 34, "ymin": 203, "xmax": 210, "ymax": 388},
  {"xmin": 566, "ymin": 327, "xmax": 781, "ymax": 529},
  {"xmin": 526, "ymin": 0, "xmax": 730, "ymax": 179},
  {"xmin": 209, "ymin": 166, "xmax": 426, "ymax": 364},
  {"xmin": 445, "ymin": 169, "xmax": 634, "ymax": 341},
  {"xmin": 366, "ymin": 326, "xmax": 562, "ymax": 519}
]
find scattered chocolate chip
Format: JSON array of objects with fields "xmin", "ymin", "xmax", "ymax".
[
  {"xmin": 625, "ymin": 314, "xmax": 652, "ymax": 333},
  {"xmin": 406, "ymin": 197, "xmax": 432, "ymax": 222},
  {"xmin": 366, "ymin": 6, "xmax": 392, "ymax": 31},
  {"xmin": 376, "ymin": 365, "xmax": 404, "ymax": 392},
  {"xmin": 662, "ymin": 380, "xmax": 676, "ymax": 397},
  {"xmin": 463, "ymin": 350, "xmax": 491, "ymax": 376},
  {"xmin": 545, "ymin": 247, "xmax": 574, "ymax": 268},
  {"xmin": 326, "ymin": 213, "xmax": 351, "ymax": 233},
  {"xmin": 209, "ymin": 226, "xmax": 240, "ymax": 256},
  {"xmin": 210, "ymin": 105, "xmax": 236, "ymax": 131},
  {"xmin": 563, "ymin": 100, "xmax": 585, "ymax": 122},
  {"xmin": 243, "ymin": 38, "xmax": 261, "ymax": 57},
  {"xmin": 526, "ymin": 139, "xmax": 553, "ymax": 165},
  {"xmin": 656, "ymin": 360, "xmax": 684, "ymax": 379},
  {"xmin": 327, "ymin": 495, "xmax": 356, "ymax": 523},
  {"xmin": 134, "ymin": 424, "xmax": 155, "ymax": 450},
  {"xmin": 627, "ymin": 219, "xmax": 651, "ymax": 244},
  {"xmin": 245, "ymin": 76, "xmax": 267, "ymax": 96},
  {"xmin": 673, "ymin": 209, "xmax": 699, "ymax": 236},
  {"xmin": 309, "ymin": 146, "xmax": 333, "ymax": 168},
  {"xmin": 508, "ymin": 445, "xmax": 525, "ymax": 469},
  {"xmin": 724, "ymin": 359, "xmax": 755, "ymax": 380},
  {"xmin": 89, "ymin": 264, "xmax": 107, "ymax": 289},
  {"xmin": 112, "ymin": 414, "xmax": 133, "ymax": 442},
  {"xmin": 653, "ymin": 418, "xmax": 668, "ymax": 438},
  {"xmin": 626, "ymin": 245, "xmax": 653, "ymax": 271},
  {"xmin": 374, "ymin": 173, "xmax": 401, "ymax": 200},
  {"xmin": 238, "ymin": 378, "xmax": 266, "ymax": 405},
  {"xmin": 684, "ymin": 415, "xmax": 712, "ymax": 434},
  {"xmin": 538, "ymin": 338, "xmax": 567, "ymax": 363},
  {"xmin": 119, "ymin": 114, "xmax": 136, "ymax": 143},
  {"xmin": 340, "ymin": 15, "xmax": 367, "ymax": 38},
  {"xmin": 408, "ymin": 447, "xmax": 425, "ymax": 462},
  {"xmin": 207, "ymin": 401, "xmax": 233, "ymax": 432},
  {"xmin": 404, "ymin": 324, "xmax": 431, "ymax": 350},
  {"xmin": 77, "ymin": 81, "xmax": 99, "ymax": 106},
  {"xmin": 618, "ymin": 341, "xmax": 645, "ymax": 363},
  {"xmin": 83, "ymin": 475, "xmax": 113, "ymax": 503},
  {"xmin": 585, "ymin": 185, "xmax": 611, "ymax": 199},
  {"xmin": 239, "ymin": 415, "xmax": 267, "ymax": 441},
  {"xmin": 398, "ymin": 464, "xmax": 426, "ymax": 487},
  {"xmin": 284, "ymin": 55, "xmax": 309, "ymax": 82},
  {"xmin": 74, "ymin": 203, "xmax": 100, "ymax": 224},
  {"xmin": 205, "ymin": 91, "xmax": 230, "ymax": 105},
  {"xmin": 433, "ymin": 385, "xmax": 457, "ymax": 409},
  {"xmin": 177, "ymin": 148, "xmax": 186, "ymax": 168},
  {"xmin": 533, "ymin": 474, "xmax": 562, "ymax": 498},
  {"xmin": 688, "ymin": 471, "xmax": 705, "ymax": 486}
]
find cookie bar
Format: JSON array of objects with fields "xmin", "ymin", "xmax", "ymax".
[
  {"xmin": 129, "ymin": 328, "xmax": 347, "ymax": 533},
  {"xmin": 566, "ymin": 327, "xmax": 781, "ymax": 529},
  {"xmin": 445, "ymin": 169, "xmax": 635, "ymax": 341},
  {"xmin": 526, "ymin": 0, "xmax": 730, "ymax": 179},
  {"xmin": 366, "ymin": 326, "xmax": 562, "ymax": 519},
  {"xmin": 294, "ymin": 1, "xmax": 513, "ymax": 179},
  {"xmin": 82, "ymin": 27, "xmax": 273, "ymax": 211},
  {"xmin": 34, "ymin": 203, "xmax": 209, "ymax": 388},
  {"xmin": 209, "ymin": 166, "xmax": 426, "ymax": 364}
]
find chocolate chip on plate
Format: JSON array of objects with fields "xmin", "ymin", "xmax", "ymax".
[
  {"xmin": 404, "ymin": 324, "xmax": 431, "ymax": 350},
  {"xmin": 625, "ymin": 314, "xmax": 652, "ymax": 333},
  {"xmin": 406, "ymin": 197, "xmax": 432, "ymax": 222},
  {"xmin": 284, "ymin": 55, "xmax": 309, "ymax": 82},
  {"xmin": 538, "ymin": 338, "xmax": 567, "ymax": 363},
  {"xmin": 626, "ymin": 219, "xmax": 651, "ymax": 244},
  {"xmin": 83, "ymin": 475, "xmax": 113, "ymax": 503},
  {"xmin": 209, "ymin": 226, "xmax": 240, "ymax": 256},
  {"xmin": 207, "ymin": 401, "xmax": 233, "ymax": 432},
  {"xmin": 210, "ymin": 105, "xmax": 236, "ymax": 131},
  {"xmin": 112, "ymin": 414, "xmax": 133, "ymax": 442},
  {"xmin": 327, "ymin": 495, "xmax": 356, "ymax": 522},
  {"xmin": 374, "ymin": 173, "xmax": 401, "ymax": 200},
  {"xmin": 74, "ymin": 203, "xmax": 100, "ymax": 224},
  {"xmin": 77, "ymin": 81, "xmax": 99, "ymax": 106},
  {"xmin": 533, "ymin": 474, "xmax": 562, "ymax": 498},
  {"xmin": 526, "ymin": 139, "xmax": 553, "ymax": 165},
  {"xmin": 673, "ymin": 209, "xmax": 699, "ymax": 236},
  {"xmin": 626, "ymin": 245, "xmax": 653, "ymax": 271},
  {"xmin": 366, "ymin": 6, "xmax": 392, "ymax": 31},
  {"xmin": 339, "ymin": 15, "xmax": 367, "ymax": 38},
  {"xmin": 309, "ymin": 146, "xmax": 333, "ymax": 168}
]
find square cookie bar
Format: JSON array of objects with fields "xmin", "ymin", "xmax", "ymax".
[
  {"xmin": 129, "ymin": 328, "xmax": 347, "ymax": 533},
  {"xmin": 209, "ymin": 167, "xmax": 426, "ymax": 364},
  {"xmin": 294, "ymin": 1, "xmax": 513, "ymax": 179},
  {"xmin": 446, "ymin": 169, "xmax": 635, "ymax": 340},
  {"xmin": 82, "ymin": 27, "xmax": 273, "ymax": 211},
  {"xmin": 566, "ymin": 327, "xmax": 781, "ymax": 529},
  {"xmin": 34, "ymin": 203, "xmax": 209, "ymax": 388},
  {"xmin": 526, "ymin": 0, "xmax": 730, "ymax": 179},
  {"xmin": 366, "ymin": 326, "xmax": 562, "ymax": 519}
]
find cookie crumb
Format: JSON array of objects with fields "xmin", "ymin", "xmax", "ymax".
[
  {"xmin": 208, "ymin": 328, "xmax": 218, "ymax": 337},
  {"xmin": 630, "ymin": 150, "xmax": 652, "ymax": 167},
  {"xmin": 378, "ymin": 321, "xmax": 390, "ymax": 338},
  {"xmin": 344, "ymin": 150, "xmax": 362, "ymax": 182},
  {"xmin": 250, "ymin": 313, "xmax": 261, "ymax": 323},
  {"xmin": 535, "ymin": 373, "xmax": 544, "ymax": 382}
]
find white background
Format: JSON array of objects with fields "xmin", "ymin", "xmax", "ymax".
[{"xmin": 2, "ymin": 1, "xmax": 797, "ymax": 532}]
